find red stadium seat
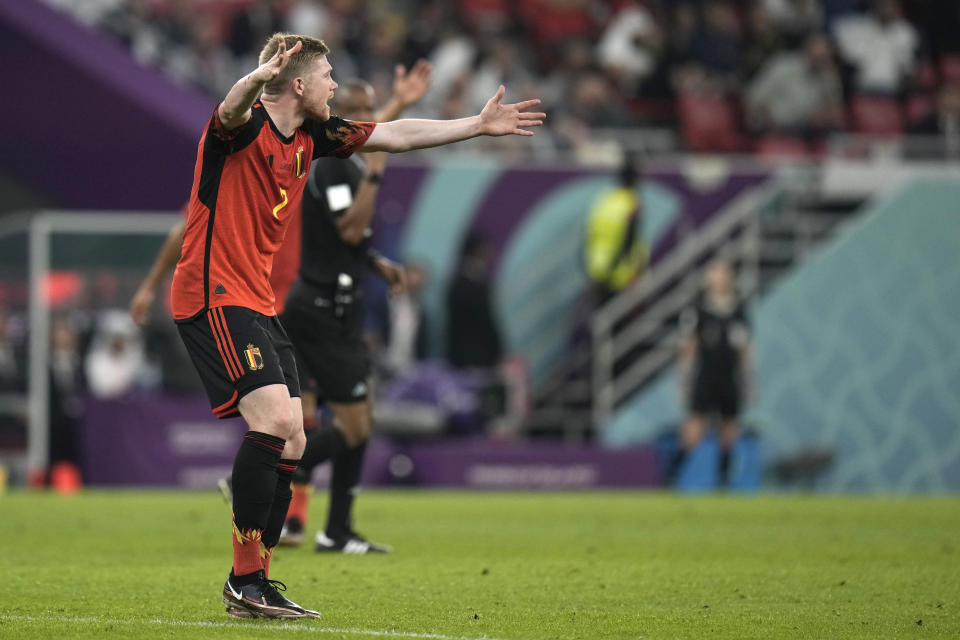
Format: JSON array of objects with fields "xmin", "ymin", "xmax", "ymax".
[
  {"xmin": 755, "ymin": 135, "xmax": 809, "ymax": 158},
  {"xmin": 678, "ymin": 92, "xmax": 743, "ymax": 152},
  {"xmin": 850, "ymin": 95, "xmax": 904, "ymax": 136},
  {"xmin": 906, "ymin": 93, "xmax": 935, "ymax": 125},
  {"xmin": 940, "ymin": 55, "xmax": 960, "ymax": 83}
]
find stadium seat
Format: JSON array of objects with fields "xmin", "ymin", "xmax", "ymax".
[
  {"xmin": 678, "ymin": 92, "xmax": 744, "ymax": 152},
  {"xmin": 906, "ymin": 93, "xmax": 935, "ymax": 125},
  {"xmin": 755, "ymin": 135, "xmax": 809, "ymax": 158},
  {"xmin": 728, "ymin": 434, "xmax": 763, "ymax": 493},
  {"xmin": 940, "ymin": 55, "xmax": 960, "ymax": 83},
  {"xmin": 675, "ymin": 436, "xmax": 720, "ymax": 492},
  {"xmin": 850, "ymin": 95, "xmax": 904, "ymax": 136}
]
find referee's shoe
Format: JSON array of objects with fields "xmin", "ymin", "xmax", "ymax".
[{"xmin": 315, "ymin": 530, "xmax": 392, "ymax": 554}]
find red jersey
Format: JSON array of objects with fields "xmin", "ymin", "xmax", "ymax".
[{"xmin": 171, "ymin": 103, "xmax": 375, "ymax": 320}]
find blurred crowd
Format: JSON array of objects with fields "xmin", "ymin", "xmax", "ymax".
[{"xmin": 44, "ymin": 0, "xmax": 960, "ymax": 158}]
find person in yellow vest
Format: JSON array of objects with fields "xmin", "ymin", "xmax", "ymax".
[{"xmin": 585, "ymin": 156, "xmax": 647, "ymax": 305}]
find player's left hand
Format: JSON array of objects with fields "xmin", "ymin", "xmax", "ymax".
[
  {"xmin": 479, "ymin": 85, "xmax": 545, "ymax": 137},
  {"xmin": 393, "ymin": 60, "xmax": 433, "ymax": 107},
  {"xmin": 374, "ymin": 257, "xmax": 407, "ymax": 295}
]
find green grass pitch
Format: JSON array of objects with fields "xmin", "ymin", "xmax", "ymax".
[{"xmin": 0, "ymin": 490, "xmax": 957, "ymax": 639}]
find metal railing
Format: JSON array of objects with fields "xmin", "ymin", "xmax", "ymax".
[{"xmin": 590, "ymin": 182, "xmax": 775, "ymax": 429}]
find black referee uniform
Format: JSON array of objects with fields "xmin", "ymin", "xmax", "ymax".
[
  {"xmin": 280, "ymin": 154, "xmax": 375, "ymax": 404},
  {"xmin": 683, "ymin": 298, "xmax": 750, "ymax": 418}
]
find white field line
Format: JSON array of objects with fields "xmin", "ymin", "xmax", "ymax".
[{"xmin": 0, "ymin": 614, "xmax": 525, "ymax": 640}]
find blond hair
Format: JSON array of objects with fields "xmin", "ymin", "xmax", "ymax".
[{"xmin": 258, "ymin": 33, "xmax": 330, "ymax": 95}]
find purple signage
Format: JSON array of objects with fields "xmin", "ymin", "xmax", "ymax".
[{"xmin": 80, "ymin": 396, "xmax": 660, "ymax": 489}]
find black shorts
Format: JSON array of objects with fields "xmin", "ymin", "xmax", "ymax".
[
  {"xmin": 690, "ymin": 372, "xmax": 741, "ymax": 419},
  {"xmin": 281, "ymin": 281, "xmax": 370, "ymax": 404},
  {"xmin": 176, "ymin": 306, "xmax": 300, "ymax": 419}
]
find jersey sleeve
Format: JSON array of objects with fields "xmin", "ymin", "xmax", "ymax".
[
  {"xmin": 205, "ymin": 105, "xmax": 263, "ymax": 155},
  {"xmin": 307, "ymin": 117, "xmax": 376, "ymax": 159}
]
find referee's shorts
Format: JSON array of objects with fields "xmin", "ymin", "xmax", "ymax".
[{"xmin": 281, "ymin": 281, "xmax": 371, "ymax": 405}]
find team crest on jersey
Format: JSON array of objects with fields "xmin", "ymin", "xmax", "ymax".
[
  {"xmin": 295, "ymin": 145, "xmax": 306, "ymax": 179},
  {"xmin": 243, "ymin": 344, "xmax": 264, "ymax": 371}
]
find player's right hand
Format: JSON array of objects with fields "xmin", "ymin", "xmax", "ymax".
[
  {"xmin": 251, "ymin": 38, "xmax": 302, "ymax": 85},
  {"xmin": 129, "ymin": 286, "xmax": 154, "ymax": 326}
]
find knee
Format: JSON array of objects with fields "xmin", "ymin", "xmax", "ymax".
[
  {"xmin": 287, "ymin": 427, "xmax": 306, "ymax": 454},
  {"xmin": 340, "ymin": 415, "xmax": 371, "ymax": 448}
]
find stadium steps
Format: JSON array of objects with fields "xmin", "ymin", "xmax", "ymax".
[{"xmin": 524, "ymin": 169, "xmax": 866, "ymax": 440}]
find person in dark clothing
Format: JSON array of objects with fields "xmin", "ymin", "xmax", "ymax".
[
  {"xmin": 446, "ymin": 234, "xmax": 503, "ymax": 369},
  {"xmin": 279, "ymin": 65, "xmax": 432, "ymax": 554},
  {"xmin": 906, "ymin": 82, "xmax": 960, "ymax": 160},
  {"xmin": 670, "ymin": 259, "xmax": 753, "ymax": 487}
]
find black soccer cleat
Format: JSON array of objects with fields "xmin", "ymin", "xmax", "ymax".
[
  {"xmin": 315, "ymin": 530, "xmax": 392, "ymax": 554},
  {"xmin": 217, "ymin": 476, "xmax": 233, "ymax": 505},
  {"xmin": 222, "ymin": 571, "xmax": 321, "ymax": 619},
  {"xmin": 278, "ymin": 516, "xmax": 305, "ymax": 547}
]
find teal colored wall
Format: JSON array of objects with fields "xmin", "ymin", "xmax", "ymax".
[
  {"xmin": 603, "ymin": 178, "xmax": 960, "ymax": 492},
  {"xmin": 495, "ymin": 178, "xmax": 679, "ymax": 382},
  {"xmin": 399, "ymin": 159, "xmax": 503, "ymax": 358}
]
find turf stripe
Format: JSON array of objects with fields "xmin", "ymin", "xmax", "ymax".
[{"xmin": 0, "ymin": 614, "xmax": 524, "ymax": 640}]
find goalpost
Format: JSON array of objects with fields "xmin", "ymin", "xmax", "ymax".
[{"xmin": 0, "ymin": 210, "xmax": 181, "ymax": 478}]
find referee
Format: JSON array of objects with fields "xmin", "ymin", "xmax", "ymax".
[
  {"xmin": 278, "ymin": 68, "xmax": 429, "ymax": 553},
  {"xmin": 670, "ymin": 259, "xmax": 753, "ymax": 487}
]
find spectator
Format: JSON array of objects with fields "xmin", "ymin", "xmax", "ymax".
[
  {"xmin": 48, "ymin": 317, "xmax": 84, "ymax": 489},
  {"xmin": 746, "ymin": 33, "xmax": 845, "ymax": 136},
  {"xmin": 597, "ymin": 2, "xmax": 662, "ymax": 92},
  {"xmin": 166, "ymin": 15, "xmax": 234, "ymax": 96},
  {"xmin": 227, "ymin": 0, "xmax": 291, "ymax": 59},
  {"xmin": 84, "ymin": 310, "xmax": 153, "ymax": 398},
  {"xmin": 739, "ymin": 2, "xmax": 789, "ymax": 82},
  {"xmin": 762, "ymin": 0, "xmax": 822, "ymax": 43},
  {"xmin": 907, "ymin": 82, "xmax": 960, "ymax": 160},
  {"xmin": 689, "ymin": 2, "xmax": 742, "ymax": 82},
  {"xmin": 383, "ymin": 262, "xmax": 430, "ymax": 376},
  {"xmin": 568, "ymin": 75, "xmax": 631, "ymax": 129},
  {"xmin": 540, "ymin": 39, "xmax": 593, "ymax": 107},
  {"xmin": 670, "ymin": 259, "xmax": 753, "ymax": 487},
  {"xmin": 468, "ymin": 38, "xmax": 535, "ymax": 114},
  {"xmin": 0, "ymin": 308, "xmax": 24, "ymax": 393},
  {"xmin": 446, "ymin": 234, "xmax": 502, "ymax": 369},
  {"xmin": 833, "ymin": 0, "xmax": 918, "ymax": 95},
  {"xmin": 286, "ymin": 0, "xmax": 330, "ymax": 40}
]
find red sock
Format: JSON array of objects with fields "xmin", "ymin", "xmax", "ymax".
[
  {"xmin": 287, "ymin": 483, "xmax": 312, "ymax": 525},
  {"xmin": 261, "ymin": 544, "xmax": 275, "ymax": 578},
  {"xmin": 232, "ymin": 520, "xmax": 264, "ymax": 577}
]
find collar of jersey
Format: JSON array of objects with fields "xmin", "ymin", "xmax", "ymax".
[{"xmin": 256, "ymin": 102, "xmax": 296, "ymax": 145}]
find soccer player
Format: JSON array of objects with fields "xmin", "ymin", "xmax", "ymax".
[
  {"xmin": 277, "ymin": 73, "xmax": 428, "ymax": 554},
  {"xmin": 671, "ymin": 259, "xmax": 753, "ymax": 487},
  {"xmin": 168, "ymin": 33, "xmax": 544, "ymax": 619},
  {"xmin": 130, "ymin": 64, "xmax": 431, "ymax": 552}
]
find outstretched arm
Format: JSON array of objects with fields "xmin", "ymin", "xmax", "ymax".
[
  {"xmin": 360, "ymin": 85, "xmax": 544, "ymax": 153},
  {"xmin": 219, "ymin": 39, "xmax": 303, "ymax": 130},
  {"xmin": 129, "ymin": 219, "xmax": 186, "ymax": 325}
]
